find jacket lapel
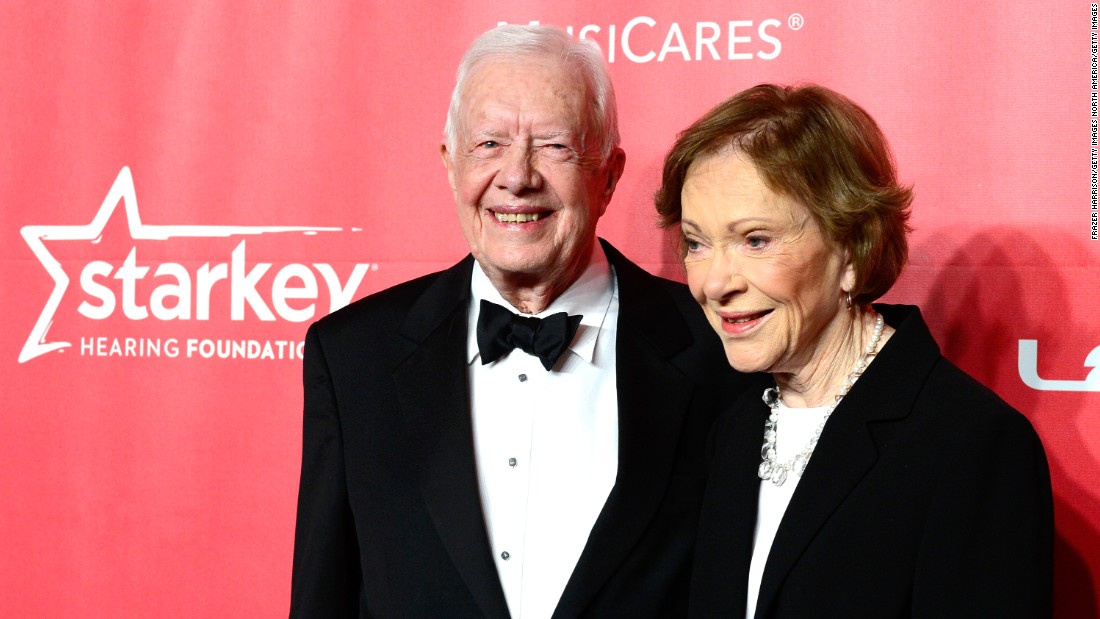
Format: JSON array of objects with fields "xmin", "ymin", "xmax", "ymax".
[
  {"xmin": 552, "ymin": 241, "xmax": 698, "ymax": 619},
  {"xmin": 689, "ymin": 377, "xmax": 772, "ymax": 617},
  {"xmin": 753, "ymin": 305, "xmax": 942, "ymax": 617},
  {"xmin": 392, "ymin": 256, "xmax": 512, "ymax": 619}
]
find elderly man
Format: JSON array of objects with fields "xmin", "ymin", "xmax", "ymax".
[{"xmin": 290, "ymin": 24, "xmax": 748, "ymax": 618}]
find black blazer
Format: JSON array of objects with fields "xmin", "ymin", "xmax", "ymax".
[
  {"xmin": 689, "ymin": 304, "xmax": 1054, "ymax": 618},
  {"xmin": 290, "ymin": 240, "xmax": 751, "ymax": 618}
]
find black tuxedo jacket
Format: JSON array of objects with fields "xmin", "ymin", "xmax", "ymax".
[
  {"xmin": 689, "ymin": 304, "xmax": 1054, "ymax": 618},
  {"xmin": 290, "ymin": 240, "xmax": 751, "ymax": 618}
]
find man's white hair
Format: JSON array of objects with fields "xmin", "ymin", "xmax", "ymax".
[{"xmin": 443, "ymin": 24, "xmax": 620, "ymax": 163}]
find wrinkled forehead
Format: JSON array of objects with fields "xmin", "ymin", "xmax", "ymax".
[
  {"xmin": 684, "ymin": 150, "xmax": 816, "ymax": 228},
  {"xmin": 458, "ymin": 54, "xmax": 593, "ymax": 130}
]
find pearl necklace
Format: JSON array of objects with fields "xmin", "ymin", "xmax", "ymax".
[{"xmin": 758, "ymin": 311, "xmax": 884, "ymax": 487}]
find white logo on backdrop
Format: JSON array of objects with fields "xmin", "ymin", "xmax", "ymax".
[
  {"xmin": 19, "ymin": 166, "xmax": 363, "ymax": 363},
  {"xmin": 501, "ymin": 15, "xmax": 797, "ymax": 63},
  {"xmin": 1018, "ymin": 340, "xmax": 1100, "ymax": 392}
]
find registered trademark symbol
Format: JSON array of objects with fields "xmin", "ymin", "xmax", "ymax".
[{"xmin": 788, "ymin": 13, "xmax": 804, "ymax": 30}]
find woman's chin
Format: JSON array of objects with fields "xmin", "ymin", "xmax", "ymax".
[{"xmin": 723, "ymin": 349, "xmax": 772, "ymax": 375}]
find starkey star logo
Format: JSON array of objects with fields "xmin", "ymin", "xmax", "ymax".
[{"xmin": 19, "ymin": 167, "xmax": 373, "ymax": 363}]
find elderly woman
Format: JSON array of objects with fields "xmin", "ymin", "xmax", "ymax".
[{"xmin": 655, "ymin": 84, "xmax": 1054, "ymax": 618}]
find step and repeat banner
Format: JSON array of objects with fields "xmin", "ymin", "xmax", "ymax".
[{"xmin": 2, "ymin": 1, "xmax": 1098, "ymax": 616}]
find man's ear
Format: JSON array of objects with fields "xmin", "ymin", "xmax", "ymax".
[
  {"xmin": 599, "ymin": 147, "xmax": 626, "ymax": 215},
  {"xmin": 440, "ymin": 142, "xmax": 457, "ymax": 194}
]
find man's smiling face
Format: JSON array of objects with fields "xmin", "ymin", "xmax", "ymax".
[{"xmin": 441, "ymin": 54, "xmax": 621, "ymax": 296}]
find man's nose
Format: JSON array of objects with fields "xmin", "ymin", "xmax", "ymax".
[{"xmin": 498, "ymin": 145, "xmax": 542, "ymax": 192}]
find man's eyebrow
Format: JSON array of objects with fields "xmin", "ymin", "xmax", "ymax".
[
  {"xmin": 533, "ymin": 129, "xmax": 576, "ymax": 140},
  {"xmin": 471, "ymin": 128, "xmax": 505, "ymax": 139}
]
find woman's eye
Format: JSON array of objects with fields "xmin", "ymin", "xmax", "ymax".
[
  {"xmin": 746, "ymin": 236, "xmax": 769, "ymax": 249},
  {"xmin": 684, "ymin": 239, "xmax": 701, "ymax": 252}
]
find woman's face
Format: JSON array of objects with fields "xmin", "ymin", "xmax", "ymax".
[{"xmin": 680, "ymin": 151, "xmax": 855, "ymax": 376}]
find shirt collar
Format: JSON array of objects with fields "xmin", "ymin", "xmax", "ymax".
[{"xmin": 467, "ymin": 240, "xmax": 616, "ymax": 366}]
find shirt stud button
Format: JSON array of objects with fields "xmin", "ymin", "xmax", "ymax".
[
  {"xmin": 508, "ymin": 457, "xmax": 517, "ymax": 467},
  {"xmin": 501, "ymin": 551, "xmax": 510, "ymax": 560},
  {"xmin": 518, "ymin": 374, "xmax": 527, "ymax": 382}
]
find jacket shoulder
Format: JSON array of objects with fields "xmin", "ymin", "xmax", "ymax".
[
  {"xmin": 919, "ymin": 357, "xmax": 1043, "ymax": 445},
  {"xmin": 601, "ymin": 242, "xmax": 714, "ymax": 339},
  {"xmin": 311, "ymin": 260, "xmax": 466, "ymax": 338}
]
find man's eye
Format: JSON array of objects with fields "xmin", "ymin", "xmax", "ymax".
[
  {"xmin": 541, "ymin": 143, "xmax": 575, "ymax": 159},
  {"xmin": 479, "ymin": 141, "xmax": 500, "ymax": 149}
]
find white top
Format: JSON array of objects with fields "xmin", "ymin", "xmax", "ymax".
[
  {"xmin": 745, "ymin": 400, "xmax": 830, "ymax": 619},
  {"xmin": 467, "ymin": 244, "xmax": 619, "ymax": 619}
]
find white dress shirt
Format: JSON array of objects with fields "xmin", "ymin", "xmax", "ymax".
[
  {"xmin": 467, "ymin": 244, "xmax": 619, "ymax": 619},
  {"xmin": 745, "ymin": 401, "xmax": 830, "ymax": 619}
]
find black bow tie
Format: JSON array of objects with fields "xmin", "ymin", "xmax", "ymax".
[{"xmin": 476, "ymin": 299, "xmax": 583, "ymax": 371}]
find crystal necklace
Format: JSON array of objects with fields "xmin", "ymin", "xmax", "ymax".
[{"xmin": 758, "ymin": 311, "xmax": 884, "ymax": 487}]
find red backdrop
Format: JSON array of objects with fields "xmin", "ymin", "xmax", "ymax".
[{"xmin": 2, "ymin": 1, "xmax": 1097, "ymax": 616}]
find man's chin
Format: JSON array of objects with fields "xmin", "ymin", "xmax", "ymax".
[
  {"xmin": 476, "ymin": 248, "xmax": 573, "ymax": 283},
  {"xmin": 479, "ymin": 255, "xmax": 556, "ymax": 279}
]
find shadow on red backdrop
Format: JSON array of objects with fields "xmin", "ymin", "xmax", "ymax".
[{"xmin": 919, "ymin": 227, "xmax": 1099, "ymax": 618}]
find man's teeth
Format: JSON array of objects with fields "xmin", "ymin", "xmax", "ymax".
[{"xmin": 494, "ymin": 212, "xmax": 543, "ymax": 223}]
